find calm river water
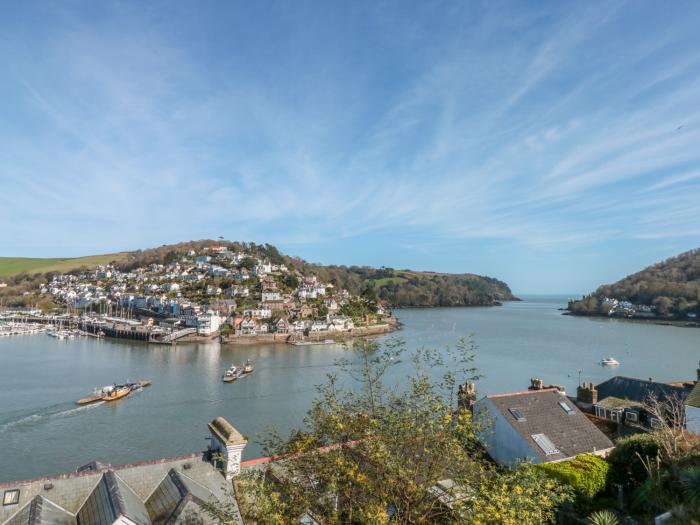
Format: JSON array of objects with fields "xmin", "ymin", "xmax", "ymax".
[{"xmin": 1, "ymin": 296, "xmax": 698, "ymax": 482}]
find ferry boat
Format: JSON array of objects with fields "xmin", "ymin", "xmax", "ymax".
[
  {"xmin": 101, "ymin": 385, "xmax": 131, "ymax": 401},
  {"xmin": 601, "ymin": 357, "xmax": 620, "ymax": 366},
  {"xmin": 76, "ymin": 380, "xmax": 152, "ymax": 405},
  {"xmin": 223, "ymin": 365, "xmax": 241, "ymax": 383},
  {"xmin": 223, "ymin": 361, "xmax": 255, "ymax": 383}
]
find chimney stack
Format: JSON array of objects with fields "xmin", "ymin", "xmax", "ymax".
[
  {"xmin": 577, "ymin": 382, "xmax": 598, "ymax": 405},
  {"xmin": 529, "ymin": 378, "xmax": 544, "ymax": 391},
  {"xmin": 208, "ymin": 417, "xmax": 247, "ymax": 480}
]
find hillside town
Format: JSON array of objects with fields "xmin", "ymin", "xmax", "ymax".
[{"xmin": 22, "ymin": 245, "xmax": 393, "ymax": 343}]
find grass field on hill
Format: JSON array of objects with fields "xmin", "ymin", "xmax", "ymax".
[{"xmin": 0, "ymin": 253, "xmax": 128, "ymax": 278}]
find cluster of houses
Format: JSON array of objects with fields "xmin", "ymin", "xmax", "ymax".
[
  {"xmin": 601, "ymin": 297, "xmax": 657, "ymax": 318},
  {"xmin": 38, "ymin": 246, "xmax": 384, "ymax": 338},
  {"xmin": 601, "ymin": 296, "xmax": 698, "ymax": 320},
  {"xmin": 471, "ymin": 362, "xmax": 700, "ymax": 467}
]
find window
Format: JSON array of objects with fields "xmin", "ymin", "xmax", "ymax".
[
  {"xmin": 3, "ymin": 489, "xmax": 19, "ymax": 506},
  {"xmin": 532, "ymin": 434, "xmax": 560, "ymax": 455},
  {"xmin": 610, "ymin": 411, "xmax": 619, "ymax": 422},
  {"xmin": 595, "ymin": 406, "xmax": 604, "ymax": 418},
  {"xmin": 559, "ymin": 401, "xmax": 575, "ymax": 414},
  {"xmin": 625, "ymin": 411, "xmax": 638, "ymax": 423},
  {"xmin": 650, "ymin": 417, "xmax": 662, "ymax": 430},
  {"xmin": 508, "ymin": 408, "xmax": 526, "ymax": 422}
]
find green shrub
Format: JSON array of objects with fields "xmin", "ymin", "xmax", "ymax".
[
  {"xmin": 537, "ymin": 454, "xmax": 610, "ymax": 499},
  {"xmin": 607, "ymin": 433, "xmax": 659, "ymax": 491}
]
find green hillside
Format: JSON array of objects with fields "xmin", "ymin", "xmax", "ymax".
[{"xmin": 0, "ymin": 254, "xmax": 128, "ymax": 278}]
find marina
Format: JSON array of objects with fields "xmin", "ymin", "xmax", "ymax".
[{"xmin": 1, "ymin": 297, "xmax": 699, "ymax": 483}]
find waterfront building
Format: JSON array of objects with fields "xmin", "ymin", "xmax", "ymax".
[{"xmin": 196, "ymin": 311, "xmax": 222, "ymax": 335}]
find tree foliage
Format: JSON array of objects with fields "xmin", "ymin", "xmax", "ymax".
[
  {"xmin": 569, "ymin": 247, "xmax": 700, "ymax": 318},
  {"xmin": 607, "ymin": 433, "xmax": 660, "ymax": 491},
  {"xmin": 536, "ymin": 454, "xmax": 610, "ymax": 499},
  {"xmin": 238, "ymin": 338, "xmax": 569, "ymax": 524}
]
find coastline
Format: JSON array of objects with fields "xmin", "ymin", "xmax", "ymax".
[
  {"xmin": 563, "ymin": 310, "xmax": 700, "ymax": 329},
  {"xmin": 221, "ymin": 317, "xmax": 400, "ymax": 345}
]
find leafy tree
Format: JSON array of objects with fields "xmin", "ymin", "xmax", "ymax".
[
  {"xmin": 239, "ymin": 257, "xmax": 257, "ymax": 271},
  {"xmin": 607, "ymin": 434, "xmax": 659, "ymax": 491},
  {"xmin": 238, "ymin": 338, "xmax": 569, "ymax": 524}
]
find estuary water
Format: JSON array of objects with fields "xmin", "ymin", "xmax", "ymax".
[{"xmin": 1, "ymin": 296, "xmax": 698, "ymax": 482}]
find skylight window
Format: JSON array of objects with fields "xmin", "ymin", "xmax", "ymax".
[
  {"xmin": 559, "ymin": 401, "xmax": 575, "ymax": 414},
  {"xmin": 508, "ymin": 408, "xmax": 526, "ymax": 421},
  {"xmin": 532, "ymin": 434, "xmax": 560, "ymax": 455}
]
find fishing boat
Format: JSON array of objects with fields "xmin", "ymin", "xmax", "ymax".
[{"xmin": 601, "ymin": 357, "xmax": 620, "ymax": 366}]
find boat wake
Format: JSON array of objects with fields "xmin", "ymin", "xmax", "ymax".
[{"xmin": 0, "ymin": 402, "xmax": 104, "ymax": 433}]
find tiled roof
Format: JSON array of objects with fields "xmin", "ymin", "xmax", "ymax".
[
  {"xmin": 687, "ymin": 382, "xmax": 700, "ymax": 409},
  {"xmin": 487, "ymin": 389, "xmax": 614, "ymax": 462},
  {"xmin": 596, "ymin": 376, "xmax": 693, "ymax": 405}
]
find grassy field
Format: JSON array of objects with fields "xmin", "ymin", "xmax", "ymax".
[{"xmin": 0, "ymin": 253, "xmax": 129, "ymax": 277}]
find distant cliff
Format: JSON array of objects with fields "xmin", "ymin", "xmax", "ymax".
[{"xmin": 568, "ymin": 248, "xmax": 700, "ymax": 320}]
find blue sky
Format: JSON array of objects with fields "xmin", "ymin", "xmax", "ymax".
[{"xmin": 1, "ymin": 1, "xmax": 699, "ymax": 294}]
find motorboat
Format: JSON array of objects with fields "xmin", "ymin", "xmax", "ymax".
[{"xmin": 601, "ymin": 357, "xmax": 620, "ymax": 366}]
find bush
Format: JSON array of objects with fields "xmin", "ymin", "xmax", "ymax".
[
  {"xmin": 607, "ymin": 433, "xmax": 659, "ymax": 491},
  {"xmin": 537, "ymin": 454, "xmax": 610, "ymax": 499}
]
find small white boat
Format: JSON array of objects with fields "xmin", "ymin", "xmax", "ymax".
[{"xmin": 601, "ymin": 357, "xmax": 620, "ymax": 366}]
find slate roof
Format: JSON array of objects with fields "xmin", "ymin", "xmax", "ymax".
[
  {"xmin": 486, "ymin": 389, "xmax": 614, "ymax": 462},
  {"xmin": 0, "ymin": 454, "xmax": 242, "ymax": 525},
  {"xmin": 4, "ymin": 496, "xmax": 74, "ymax": 525},
  {"xmin": 687, "ymin": 382, "xmax": 700, "ymax": 409},
  {"xmin": 145, "ymin": 469, "xmax": 221, "ymax": 525},
  {"xmin": 596, "ymin": 376, "xmax": 694, "ymax": 405}
]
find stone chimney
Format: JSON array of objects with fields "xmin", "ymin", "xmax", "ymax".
[
  {"xmin": 577, "ymin": 382, "xmax": 598, "ymax": 405},
  {"xmin": 208, "ymin": 417, "xmax": 247, "ymax": 480},
  {"xmin": 529, "ymin": 378, "xmax": 544, "ymax": 391},
  {"xmin": 458, "ymin": 382, "xmax": 476, "ymax": 411}
]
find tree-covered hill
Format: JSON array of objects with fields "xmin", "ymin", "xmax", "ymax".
[
  {"xmin": 0, "ymin": 240, "xmax": 516, "ymax": 308},
  {"xmin": 568, "ymin": 248, "xmax": 700, "ymax": 319}
]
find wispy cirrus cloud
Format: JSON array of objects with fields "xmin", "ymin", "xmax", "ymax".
[{"xmin": 0, "ymin": 1, "xmax": 699, "ymax": 291}]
